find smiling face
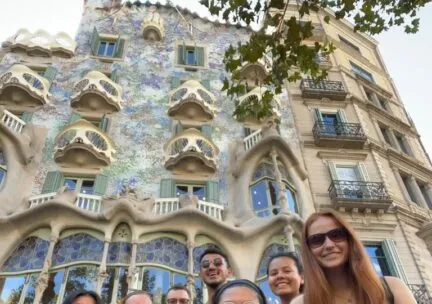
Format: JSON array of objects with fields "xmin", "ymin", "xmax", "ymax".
[
  {"xmin": 199, "ymin": 253, "xmax": 232, "ymax": 289},
  {"xmin": 268, "ymin": 256, "xmax": 303, "ymax": 299},
  {"xmin": 308, "ymin": 216, "xmax": 349, "ymax": 270}
]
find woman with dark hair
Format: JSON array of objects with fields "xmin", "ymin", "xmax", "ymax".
[
  {"xmin": 267, "ymin": 252, "xmax": 304, "ymax": 304},
  {"xmin": 291, "ymin": 209, "xmax": 416, "ymax": 304},
  {"xmin": 62, "ymin": 290, "xmax": 102, "ymax": 304},
  {"xmin": 213, "ymin": 279, "xmax": 267, "ymax": 304}
]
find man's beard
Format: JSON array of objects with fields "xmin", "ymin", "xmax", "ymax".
[{"xmin": 206, "ymin": 279, "xmax": 226, "ymax": 289}]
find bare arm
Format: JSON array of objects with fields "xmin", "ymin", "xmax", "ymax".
[
  {"xmin": 384, "ymin": 276, "xmax": 417, "ymax": 304},
  {"xmin": 290, "ymin": 294, "xmax": 304, "ymax": 304}
]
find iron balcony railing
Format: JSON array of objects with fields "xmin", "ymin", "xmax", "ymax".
[
  {"xmin": 408, "ymin": 284, "xmax": 432, "ymax": 304},
  {"xmin": 301, "ymin": 79, "xmax": 345, "ymax": 94},
  {"xmin": 313, "ymin": 122, "xmax": 366, "ymax": 139},
  {"xmin": 329, "ymin": 180, "xmax": 390, "ymax": 201}
]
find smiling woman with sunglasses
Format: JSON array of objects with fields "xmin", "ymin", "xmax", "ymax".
[{"xmin": 291, "ymin": 209, "xmax": 416, "ymax": 304}]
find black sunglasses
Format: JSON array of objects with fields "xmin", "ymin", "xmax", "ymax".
[
  {"xmin": 307, "ymin": 228, "xmax": 348, "ymax": 249},
  {"xmin": 201, "ymin": 257, "xmax": 224, "ymax": 269}
]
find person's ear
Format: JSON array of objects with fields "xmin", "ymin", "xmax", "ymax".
[
  {"xmin": 227, "ymin": 267, "xmax": 233, "ymax": 277},
  {"xmin": 300, "ymin": 274, "xmax": 304, "ymax": 285}
]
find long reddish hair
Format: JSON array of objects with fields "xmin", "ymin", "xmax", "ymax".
[{"xmin": 301, "ymin": 209, "xmax": 386, "ymax": 304}]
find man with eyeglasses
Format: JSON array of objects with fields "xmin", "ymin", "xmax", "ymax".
[
  {"xmin": 166, "ymin": 284, "xmax": 191, "ymax": 304},
  {"xmin": 199, "ymin": 248, "xmax": 232, "ymax": 303}
]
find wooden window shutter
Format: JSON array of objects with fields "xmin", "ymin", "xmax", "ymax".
[
  {"xmin": 114, "ymin": 38, "xmax": 125, "ymax": 58},
  {"xmin": 94, "ymin": 173, "xmax": 109, "ymax": 196},
  {"xmin": 43, "ymin": 66, "xmax": 57, "ymax": 87},
  {"xmin": 196, "ymin": 47, "xmax": 205, "ymax": 66},
  {"xmin": 21, "ymin": 112, "xmax": 33, "ymax": 123},
  {"xmin": 68, "ymin": 113, "xmax": 82, "ymax": 124},
  {"xmin": 382, "ymin": 239, "xmax": 408, "ymax": 283},
  {"xmin": 201, "ymin": 124, "xmax": 213, "ymax": 138},
  {"xmin": 327, "ymin": 161, "xmax": 338, "ymax": 180},
  {"xmin": 160, "ymin": 179, "xmax": 176, "ymax": 198},
  {"xmin": 206, "ymin": 180, "xmax": 219, "ymax": 203},
  {"xmin": 174, "ymin": 122, "xmax": 184, "ymax": 135},
  {"xmin": 201, "ymin": 80, "xmax": 210, "ymax": 90},
  {"xmin": 177, "ymin": 44, "xmax": 185, "ymax": 65},
  {"xmin": 100, "ymin": 115, "xmax": 109, "ymax": 132},
  {"xmin": 111, "ymin": 69, "xmax": 119, "ymax": 83},
  {"xmin": 357, "ymin": 162, "xmax": 370, "ymax": 181},
  {"xmin": 41, "ymin": 171, "xmax": 64, "ymax": 194},
  {"xmin": 336, "ymin": 109, "xmax": 348, "ymax": 123},
  {"xmin": 90, "ymin": 27, "xmax": 100, "ymax": 55},
  {"xmin": 171, "ymin": 77, "xmax": 181, "ymax": 89},
  {"xmin": 313, "ymin": 108, "xmax": 323, "ymax": 122}
]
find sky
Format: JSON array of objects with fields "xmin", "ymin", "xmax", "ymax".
[{"xmin": 1, "ymin": 0, "xmax": 431, "ymax": 158}]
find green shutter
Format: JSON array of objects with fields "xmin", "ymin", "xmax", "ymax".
[
  {"xmin": 196, "ymin": 47, "xmax": 205, "ymax": 66},
  {"xmin": 206, "ymin": 181, "xmax": 219, "ymax": 203},
  {"xmin": 382, "ymin": 239, "xmax": 408, "ymax": 283},
  {"xmin": 42, "ymin": 171, "xmax": 64, "ymax": 194},
  {"xmin": 177, "ymin": 45, "xmax": 185, "ymax": 65},
  {"xmin": 90, "ymin": 27, "xmax": 100, "ymax": 55},
  {"xmin": 160, "ymin": 179, "xmax": 176, "ymax": 198},
  {"xmin": 171, "ymin": 77, "xmax": 181, "ymax": 89},
  {"xmin": 111, "ymin": 69, "xmax": 119, "ymax": 83},
  {"xmin": 313, "ymin": 108, "xmax": 323, "ymax": 122},
  {"xmin": 43, "ymin": 66, "xmax": 57, "ymax": 86},
  {"xmin": 114, "ymin": 38, "xmax": 125, "ymax": 58},
  {"xmin": 357, "ymin": 162, "xmax": 370, "ymax": 181},
  {"xmin": 100, "ymin": 115, "xmax": 109, "ymax": 132},
  {"xmin": 21, "ymin": 112, "xmax": 33, "ymax": 123},
  {"xmin": 336, "ymin": 109, "xmax": 348, "ymax": 123},
  {"xmin": 94, "ymin": 173, "xmax": 108, "ymax": 196},
  {"xmin": 244, "ymin": 127, "xmax": 252, "ymax": 137},
  {"xmin": 175, "ymin": 122, "xmax": 184, "ymax": 135},
  {"xmin": 201, "ymin": 124, "xmax": 213, "ymax": 138},
  {"xmin": 69, "ymin": 113, "xmax": 82, "ymax": 124},
  {"xmin": 201, "ymin": 80, "xmax": 210, "ymax": 90},
  {"xmin": 327, "ymin": 161, "xmax": 338, "ymax": 181}
]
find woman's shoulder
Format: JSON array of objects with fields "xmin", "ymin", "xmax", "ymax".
[
  {"xmin": 383, "ymin": 276, "xmax": 416, "ymax": 304},
  {"xmin": 289, "ymin": 294, "xmax": 304, "ymax": 304}
]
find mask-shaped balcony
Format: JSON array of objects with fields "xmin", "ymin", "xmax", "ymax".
[
  {"xmin": 168, "ymin": 80, "xmax": 216, "ymax": 122},
  {"xmin": 0, "ymin": 64, "xmax": 51, "ymax": 107},
  {"xmin": 70, "ymin": 71, "xmax": 123, "ymax": 113},
  {"xmin": 54, "ymin": 119, "xmax": 115, "ymax": 169},
  {"xmin": 300, "ymin": 78, "xmax": 347, "ymax": 101},
  {"xmin": 164, "ymin": 128, "xmax": 219, "ymax": 175},
  {"xmin": 236, "ymin": 87, "xmax": 281, "ymax": 123},
  {"xmin": 142, "ymin": 12, "xmax": 165, "ymax": 41},
  {"xmin": 238, "ymin": 54, "xmax": 272, "ymax": 87}
]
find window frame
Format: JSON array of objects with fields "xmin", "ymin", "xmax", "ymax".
[
  {"xmin": 350, "ymin": 61, "xmax": 374, "ymax": 83},
  {"xmin": 62, "ymin": 176, "xmax": 96, "ymax": 194},
  {"xmin": 175, "ymin": 183, "xmax": 207, "ymax": 201},
  {"xmin": 338, "ymin": 35, "xmax": 361, "ymax": 53},
  {"xmin": 90, "ymin": 28, "xmax": 126, "ymax": 60},
  {"xmin": 176, "ymin": 42, "xmax": 206, "ymax": 69}
]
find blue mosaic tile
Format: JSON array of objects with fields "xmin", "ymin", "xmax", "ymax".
[
  {"xmin": 107, "ymin": 242, "xmax": 132, "ymax": 264},
  {"xmin": 1, "ymin": 237, "xmax": 49, "ymax": 272},
  {"xmin": 52, "ymin": 233, "xmax": 104, "ymax": 266}
]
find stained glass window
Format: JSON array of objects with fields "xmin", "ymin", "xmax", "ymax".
[
  {"xmin": 107, "ymin": 242, "xmax": 132, "ymax": 264},
  {"xmin": 136, "ymin": 238, "xmax": 188, "ymax": 272},
  {"xmin": 1, "ymin": 236, "xmax": 49, "ymax": 272},
  {"xmin": 52, "ymin": 233, "xmax": 104, "ymax": 266}
]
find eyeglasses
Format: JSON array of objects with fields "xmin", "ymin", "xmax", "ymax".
[
  {"xmin": 201, "ymin": 257, "xmax": 224, "ymax": 269},
  {"xmin": 167, "ymin": 299, "xmax": 190, "ymax": 304},
  {"xmin": 221, "ymin": 301, "xmax": 260, "ymax": 304},
  {"xmin": 307, "ymin": 228, "xmax": 348, "ymax": 249}
]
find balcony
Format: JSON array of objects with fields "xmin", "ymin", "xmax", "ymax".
[
  {"xmin": 300, "ymin": 78, "xmax": 347, "ymax": 101},
  {"xmin": 329, "ymin": 180, "xmax": 392, "ymax": 211},
  {"xmin": 54, "ymin": 119, "xmax": 116, "ymax": 169},
  {"xmin": 0, "ymin": 64, "xmax": 51, "ymax": 107},
  {"xmin": 1, "ymin": 109, "xmax": 26, "ymax": 134},
  {"xmin": 408, "ymin": 284, "xmax": 432, "ymax": 304},
  {"xmin": 142, "ymin": 12, "xmax": 165, "ymax": 41},
  {"xmin": 168, "ymin": 80, "xmax": 216, "ymax": 122},
  {"xmin": 238, "ymin": 54, "xmax": 272, "ymax": 87},
  {"xmin": 71, "ymin": 71, "xmax": 123, "ymax": 113},
  {"xmin": 163, "ymin": 128, "xmax": 219, "ymax": 175},
  {"xmin": 313, "ymin": 122, "xmax": 366, "ymax": 149},
  {"xmin": 3, "ymin": 29, "xmax": 75, "ymax": 58},
  {"xmin": 152, "ymin": 197, "xmax": 224, "ymax": 221},
  {"xmin": 29, "ymin": 192, "xmax": 102, "ymax": 212},
  {"xmin": 237, "ymin": 87, "xmax": 281, "ymax": 123},
  {"xmin": 244, "ymin": 128, "xmax": 263, "ymax": 151}
]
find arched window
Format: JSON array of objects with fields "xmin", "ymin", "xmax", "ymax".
[
  {"xmin": 0, "ymin": 148, "xmax": 6, "ymax": 188},
  {"xmin": 250, "ymin": 157, "xmax": 298, "ymax": 218}
]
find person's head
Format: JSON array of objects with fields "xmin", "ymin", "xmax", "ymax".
[
  {"xmin": 120, "ymin": 291, "xmax": 153, "ymax": 304},
  {"xmin": 212, "ymin": 279, "xmax": 267, "ymax": 304},
  {"xmin": 301, "ymin": 209, "xmax": 386, "ymax": 304},
  {"xmin": 166, "ymin": 285, "xmax": 191, "ymax": 304},
  {"xmin": 199, "ymin": 248, "xmax": 232, "ymax": 289},
  {"xmin": 266, "ymin": 252, "xmax": 304, "ymax": 299},
  {"xmin": 62, "ymin": 290, "xmax": 102, "ymax": 304}
]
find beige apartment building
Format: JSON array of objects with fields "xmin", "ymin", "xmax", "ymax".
[{"xmin": 0, "ymin": 0, "xmax": 431, "ymax": 303}]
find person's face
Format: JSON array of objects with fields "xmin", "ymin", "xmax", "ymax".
[
  {"xmin": 166, "ymin": 289, "xmax": 190, "ymax": 304},
  {"xmin": 268, "ymin": 256, "xmax": 303, "ymax": 298},
  {"xmin": 125, "ymin": 294, "xmax": 152, "ymax": 304},
  {"xmin": 72, "ymin": 295, "xmax": 96, "ymax": 304},
  {"xmin": 218, "ymin": 286, "xmax": 259, "ymax": 304},
  {"xmin": 307, "ymin": 216, "xmax": 349, "ymax": 270},
  {"xmin": 199, "ymin": 253, "xmax": 232, "ymax": 289}
]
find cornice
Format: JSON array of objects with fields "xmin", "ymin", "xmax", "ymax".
[{"xmin": 317, "ymin": 150, "xmax": 368, "ymax": 160}]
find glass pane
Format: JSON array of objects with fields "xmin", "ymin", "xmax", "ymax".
[
  {"xmin": 98, "ymin": 41, "xmax": 107, "ymax": 56},
  {"xmin": 187, "ymin": 50, "xmax": 195, "ymax": 65},
  {"xmin": 259, "ymin": 280, "xmax": 280, "ymax": 304},
  {"xmin": 321, "ymin": 113, "xmax": 337, "ymax": 134},
  {"xmin": 336, "ymin": 167, "xmax": 360, "ymax": 181},
  {"xmin": 285, "ymin": 187, "xmax": 298, "ymax": 214},
  {"xmin": 23, "ymin": 274, "xmax": 38, "ymax": 304},
  {"xmin": 142, "ymin": 268, "xmax": 170, "ymax": 304},
  {"xmin": 194, "ymin": 278, "xmax": 203, "ymax": 304},
  {"xmin": 64, "ymin": 178, "xmax": 77, "ymax": 191},
  {"xmin": 41, "ymin": 271, "xmax": 65, "ymax": 304},
  {"xmin": 80, "ymin": 180, "xmax": 95, "ymax": 194},
  {"xmin": 117, "ymin": 267, "xmax": 129, "ymax": 302},
  {"xmin": 0, "ymin": 276, "xmax": 25, "ymax": 303},
  {"xmin": 0, "ymin": 151, "xmax": 6, "ymax": 165},
  {"xmin": 101, "ymin": 267, "xmax": 116, "ymax": 304},
  {"xmin": 173, "ymin": 273, "xmax": 187, "ymax": 285},
  {"xmin": 251, "ymin": 182, "xmax": 270, "ymax": 218},
  {"xmin": 107, "ymin": 42, "xmax": 115, "ymax": 56},
  {"xmin": 64, "ymin": 266, "xmax": 98, "ymax": 300},
  {"xmin": 0, "ymin": 169, "xmax": 5, "ymax": 185},
  {"xmin": 176, "ymin": 186, "xmax": 188, "ymax": 197},
  {"xmin": 365, "ymin": 245, "xmax": 391, "ymax": 277},
  {"xmin": 192, "ymin": 186, "xmax": 206, "ymax": 201}
]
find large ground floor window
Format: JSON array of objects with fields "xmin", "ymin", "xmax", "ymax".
[{"xmin": 0, "ymin": 273, "xmax": 38, "ymax": 304}]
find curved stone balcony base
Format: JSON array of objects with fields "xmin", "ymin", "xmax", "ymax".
[
  {"xmin": 167, "ymin": 98, "xmax": 214, "ymax": 122},
  {"xmin": 0, "ymin": 86, "xmax": 45, "ymax": 108},
  {"xmin": 142, "ymin": 12, "xmax": 165, "ymax": 41},
  {"xmin": 54, "ymin": 143, "xmax": 111, "ymax": 169},
  {"xmin": 165, "ymin": 152, "xmax": 217, "ymax": 176},
  {"xmin": 236, "ymin": 87, "xmax": 281, "ymax": 123},
  {"xmin": 71, "ymin": 91, "xmax": 121, "ymax": 113}
]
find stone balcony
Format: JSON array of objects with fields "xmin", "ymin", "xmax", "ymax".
[
  {"xmin": 168, "ymin": 80, "xmax": 216, "ymax": 122},
  {"xmin": 153, "ymin": 197, "xmax": 224, "ymax": 221},
  {"xmin": 163, "ymin": 128, "xmax": 219, "ymax": 175},
  {"xmin": 2, "ymin": 28, "xmax": 76, "ymax": 58},
  {"xmin": 300, "ymin": 78, "xmax": 347, "ymax": 101},
  {"xmin": 29, "ymin": 192, "xmax": 102, "ymax": 213},
  {"xmin": 313, "ymin": 121, "xmax": 367, "ymax": 149},
  {"xmin": 54, "ymin": 119, "xmax": 116, "ymax": 169},
  {"xmin": 1, "ymin": 109, "xmax": 26, "ymax": 135},
  {"xmin": 142, "ymin": 12, "xmax": 165, "ymax": 41},
  {"xmin": 71, "ymin": 71, "xmax": 124, "ymax": 113},
  {"xmin": 238, "ymin": 54, "xmax": 272, "ymax": 86},
  {"xmin": 0, "ymin": 64, "xmax": 51, "ymax": 107},
  {"xmin": 329, "ymin": 180, "xmax": 392, "ymax": 212},
  {"xmin": 237, "ymin": 87, "xmax": 281, "ymax": 123}
]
